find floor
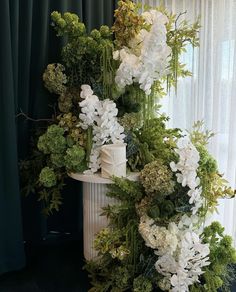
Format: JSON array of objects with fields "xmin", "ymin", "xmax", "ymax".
[
  {"xmin": 0, "ymin": 237, "xmax": 90, "ymax": 292},
  {"xmin": 0, "ymin": 236, "xmax": 236, "ymax": 292}
]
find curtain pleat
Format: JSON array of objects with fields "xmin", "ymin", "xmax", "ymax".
[
  {"xmin": 0, "ymin": 0, "xmax": 116, "ymax": 275},
  {"xmin": 0, "ymin": 0, "xmax": 25, "ymax": 275}
]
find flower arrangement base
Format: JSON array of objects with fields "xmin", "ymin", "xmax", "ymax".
[
  {"xmin": 101, "ymin": 144, "xmax": 127, "ymax": 178},
  {"xmin": 69, "ymin": 172, "xmax": 139, "ymax": 260}
]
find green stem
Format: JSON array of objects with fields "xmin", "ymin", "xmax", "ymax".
[{"xmin": 86, "ymin": 126, "xmax": 93, "ymax": 165}]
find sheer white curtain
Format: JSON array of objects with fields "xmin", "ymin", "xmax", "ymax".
[{"xmin": 136, "ymin": 0, "xmax": 236, "ymax": 241}]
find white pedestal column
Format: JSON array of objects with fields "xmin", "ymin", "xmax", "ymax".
[
  {"xmin": 69, "ymin": 172, "xmax": 139, "ymax": 261},
  {"xmin": 83, "ymin": 182, "xmax": 118, "ymax": 260}
]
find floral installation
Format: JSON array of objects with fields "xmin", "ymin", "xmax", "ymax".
[
  {"xmin": 20, "ymin": 1, "xmax": 236, "ymax": 291},
  {"xmin": 21, "ymin": 0, "xmax": 201, "ymax": 212},
  {"xmin": 86, "ymin": 130, "xmax": 236, "ymax": 291},
  {"xmin": 114, "ymin": 9, "xmax": 171, "ymax": 94},
  {"xmin": 79, "ymin": 84, "xmax": 125, "ymax": 173}
]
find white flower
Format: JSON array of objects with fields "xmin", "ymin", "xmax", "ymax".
[
  {"xmin": 154, "ymin": 227, "xmax": 210, "ymax": 292},
  {"xmin": 170, "ymin": 136, "xmax": 203, "ymax": 214},
  {"xmin": 113, "ymin": 50, "xmax": 120, "ymax": 60},
  {"xmin": 114, "ymin": 11, "xmax": 171, "ymax": 94},
  {"xmin": 139, "ymin": 216, "xmax": 178, "ymax": 255},
  {"xmin": 78, "ymin": 85, "xmax": 125, "ymax": 173},
  {"xmin": 142, "ymin": 10, "xmax": 169, "ymax": 26},
  {"xmin": 80, "ymin": 84, "xmax": 94, "ymax": 99}
]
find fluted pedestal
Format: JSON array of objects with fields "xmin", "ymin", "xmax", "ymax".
[
  {"xmin": 83, "ymin": 182, "xmax": 118, "ymax": 260},
  {"xmin": 69, "ymin": 172, "xmax": 139, "ymax": 260}
]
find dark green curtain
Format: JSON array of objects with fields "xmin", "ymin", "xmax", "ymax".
[{"xmin": 0, "ymin": 0, "xmax": 116, "ymax": 275}]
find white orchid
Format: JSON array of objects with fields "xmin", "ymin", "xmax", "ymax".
[
  {"xmin": 170, "ymin": 136, "xmax": 204, "ymax": 214},
  {"xmin": 114, "ymin": 10, "xmax": 171, "ymax": 95},
  {"xmin": 155, "ymin": 227, "xmax": 210, "ymax": 292},
  {"xmin": 79, "ymin": 85, "xmax": 125, "ymax": 173}
]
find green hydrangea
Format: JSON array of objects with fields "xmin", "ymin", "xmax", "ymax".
[
  {"xmin": 64, "ymin": 144, "xmax": 86, "ymax": 172},
  {"xmin": 140, "ymin": 160, "xmax": 175, "ymax": 196},
  {"xmin": 39, "ymin": 167, "xmax": 57, "ymax": 188},
  {"xmin": 58, "ymin": 91, "xmax": 73, "ymax": 113},
  {"xmin": 90, "ymin": 29, "xmax": 101, "ymax": 40},
  {"xmin": 197, "ymin": 144, "xmax": 218, "ymax": 174},
  {"xmin": 37, "ymin": 125, "xmax": 67, "ymax": 155},
  {"xmin": 57, "ymin": 113, "xmax": 78, "ymax": 130},
  {"xmin": 133, "ymin": 275, "xmax": 153, "ymax": 292},
  {"xmin": 47, "ymin": 124, "xmax": 64, "ymax": 136},
  {"xmin": 119, "ymin": 112, "xmax": 142, "ymax": 131},
  {"xmin": 50, "ymin": 153, "xmax": 65, "ymax": 168},
  {"xmin": 99, "ymin": 25, "xmax": 111, "ymax": 38},
  {"xmin": 112, "ymin": 266, "xmax": 130, "ymax": 289},
  {"xmin": 37, "ymin": 133, "xmax": 50, "ymax": 154},
  {"xmin": 198, "ymin": 222, "xmax": 236, "ymax": 291},
  {"xmin": 43, "ymin": 63, "xmax": 67, "ymax": 94}
]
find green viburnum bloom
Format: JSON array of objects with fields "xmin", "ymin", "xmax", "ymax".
[
  {"xmin": 37, "ymin": 125, "xmax": 67, "ymax": 155},
  {"xmin": 119, "ymin": 112, "xmax": 142, "ymax": 131},
  {"xmin": 140, "ymin": 160, "xmax": 175, "ymax": 196},
  {"xmin": 58, "ymin": 91, "xmax": 73, "ymax": 113},
  {"xmin": 39, "ymin": 167, "xmax": 57, "ymax": 188},
  {"xmin": 37, "ymin": 133, "xmax": 50, "ymax": 154},
  {"xmin": 43, "ymin": 63, "xmax": 67, "ymax": 95},
  {"xmin": 50, "ymin": 153, "xmax": 65, "ymax": 168},
  {"xmin": 64, "ymin": 145, "xmax": 86, "ymax": 172},
  {"xmin": 133, "ymin": 275, "xmax": 153, "ymax": 292},
  {"xmin": 197, "ymin": 144, "xmax": 218, "ymax": 174},
  {"xmin": 90, "ymin": 29, "xmax": 101, "ymax": 40},
  {"xmin": 99, "ymin": 25, "xmax": 111, "ymax": 38}
]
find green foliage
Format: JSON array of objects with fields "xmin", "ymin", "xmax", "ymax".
[
  {"xmin": 128, "ymin": 116, "xmax": 181, "ymax": 171},
  {"xmin": 116, "ymin": 87, "xmax": 142, "ymax": 117},
  {"xmin": 64, "ymin": 144, "xmax": 86, "ymax": 172},
  {"xmin": 189, "ymin": 222, "xmax": 236, "ymax": 292},
  {"xmin": 85, "ymin": 176, "xmax": 158, "ymax": 290},
  {"xmin": 37, "ymin": 124, "xmax": 66, "ymax": 154},
  {"xmin": 166, "ymin": 12, "xmax": 200, "ymax": 89},
  {"xmin": 94, "ymin": 228, "xmax": 130, "ymax": 260},
  {"xmin": 39, "ymin": 167, "xmax": 57, "ymax": 188},
  {"xmin": 51, "ymin": 11, "xmax": 114, "ymax": 95},
  {"xmin": 34, "ymin": 123, "xmax": 87, "ymax": 212},
  {"xmin": 57, "ymin": 112, "xmax": 86, "ymax": 146},
  {"xmin": 107, "ymin": 176, "xmax": 144, "ymax": 203},
  {"xmin": 133, "ymin": 275, "xmax": 153, "ymax": 292},
  {"xmin": 197, "ymin": 144, "xmax": 218, "ymax": 174},
  {"xmin": 190, "ymin": 120, "xmax": 215, "ymax": 146},
  {"xmin": 190, "ymin": 122, "xmax": 235, "ymax": 214},
  {"xmin": 50, "ymin": 153, "xmax": 65, "ymax": 168}
]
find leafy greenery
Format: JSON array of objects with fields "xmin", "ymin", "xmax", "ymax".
[
  {"xmin": 127, "ymin": 115, "xmax": 181, "ymax": 171},
  {"xmin": 86, "ymin": 172, "xmax": 236, "ymax": 291},
  {"xmin": 39, "ymin": 167, "xmax": 57, "ymax": 188},
  {"xmin": 190, "ymin": 122, "xmax": 235, "ymax": 214},
  {"xmin": 51, "ymin": 11, "xmax": 116, "ymax": 99},
  {"xmin": 85, "ymin": 121, "xmax": 235, "ymax": 291},
  {"xmin": 190, "ymin": 222, "xmax": 236, "ymax": 292}
]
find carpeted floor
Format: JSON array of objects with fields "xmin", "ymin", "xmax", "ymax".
[{"xmin": 1, "ymin": 236, "xmax": 236, "ymax": 292}]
